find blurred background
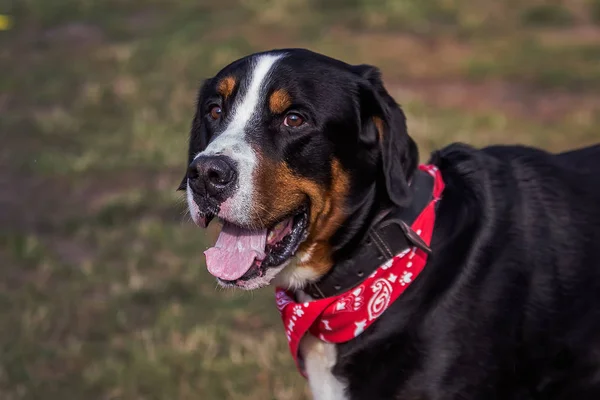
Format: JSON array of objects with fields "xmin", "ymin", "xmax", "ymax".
[{"xmin": 1, "ymin": 0, "xmax": 600, "ymax": 399}]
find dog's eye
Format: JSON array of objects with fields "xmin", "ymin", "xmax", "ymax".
[
  {"xmin": 209, "ymin": 105, "xmax": 222, "ymax": 120},
  {"xmin": 283, "ymin": 113, "xmax": 304, "ymax": 128}
]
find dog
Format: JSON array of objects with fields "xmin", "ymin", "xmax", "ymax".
[{"xmin": 179, "ymin": 48, "xmax": 600, "ymax": 400}]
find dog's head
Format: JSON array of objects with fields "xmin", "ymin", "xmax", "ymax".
[{"xmin": 179, "ymin": 49, "xmax": 418, "ymax": 290}]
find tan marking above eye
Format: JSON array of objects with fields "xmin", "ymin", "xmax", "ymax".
[
  {"xmin": 217, "ymin": 76, "xmax": 236, "ymax": 99},
  {"xmin": 269, "ymin": 88, "xmax": 292, "ymax": 114}
]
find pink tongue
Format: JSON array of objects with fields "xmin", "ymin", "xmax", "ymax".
[{"xmin": 204, "ymin": 222, "xmax": 267, "ymax": 281}]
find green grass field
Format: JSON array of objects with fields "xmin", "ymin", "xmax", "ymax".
[{"xmin": 1, "ymin": 0, "xmax": 600, "ymax": 398}]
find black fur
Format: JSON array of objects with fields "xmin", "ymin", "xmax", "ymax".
[
  {"xmin": 335, "ymin": 143, "xmax": 600, "ymax": 399},
  {"xmin": 182, "ymin": 49, "xmax": 600, "ymax": 399},
  {"xmin": 352, "ymin": 64, "xmax": 418, "ymax": 208}
]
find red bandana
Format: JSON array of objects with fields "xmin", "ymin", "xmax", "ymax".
[{"xmin": 275, "ymin": 164, "xmax": 444, "ymax": 376}]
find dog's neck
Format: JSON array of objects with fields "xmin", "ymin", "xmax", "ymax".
[{"xmin": 302, "ymin": 168, "xmax": 436, "ymax": 299}]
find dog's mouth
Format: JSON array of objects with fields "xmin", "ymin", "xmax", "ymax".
[{"xmin": 203, "ymin": 206, "xmax": 309, "ymax": 286}]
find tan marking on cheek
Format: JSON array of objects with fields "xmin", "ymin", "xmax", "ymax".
[
  {"xmin": 254, "ymin": 152, "xmax": 324, "ymax": 227},
  {"xmin": 269, "ymin": 89, "xmax": 292, "ymax": 114},
  {"xmin": 217, "ymin": 76, "xmax": 236, "ymax": 99},
  {"xmin": 253, "ymin": 152, "xmax": 349, "ymax": 277},
  {"xmin": 373, "ymin": 116, "xmax": 385, "ymax": 143},
  {"xmin": 297, "ymin": 159, "xmax": 350, "ymax": 275}
]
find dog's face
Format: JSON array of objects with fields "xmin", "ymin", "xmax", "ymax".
[{"xmin": 180, "ymin": 49, "xmax": 417, "ymax": 290}]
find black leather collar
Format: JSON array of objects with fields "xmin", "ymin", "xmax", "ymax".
[{"xmin": 304, "ymin": 169, "xmax": 436, "ymax": 299}]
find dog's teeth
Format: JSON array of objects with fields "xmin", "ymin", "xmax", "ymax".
[
  {"xmin": 275, "ymin": 221, "xmax": 286, "ymax": 231},
  {"xmin": 268, "ymin": 221, "xmax": 287, "ymax": 243}
]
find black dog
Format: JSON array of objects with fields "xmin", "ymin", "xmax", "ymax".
[{"xmin": 179, "ymin": 48, "xmax": 600, "ymax": 399}]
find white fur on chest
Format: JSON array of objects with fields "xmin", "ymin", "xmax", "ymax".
[
  {"xmin": 300, "ymin": 334, "xmax": 348, "ymax": 400},
  {"xmin": 297, "ymin": 293, "xmax": 348, "ymax": 400}
]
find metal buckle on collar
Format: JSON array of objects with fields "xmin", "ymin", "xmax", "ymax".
[{"xmin": 398, "ymin": 220, "xmax": 432, "ymax": 255}]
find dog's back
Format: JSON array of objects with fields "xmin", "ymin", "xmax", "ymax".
[
  {"xmin": 338, "ymin": 143, "xmax": 600, "ymax": 399},
  {"xmin": 557, "ymin": 144, "xmax": 600, "ymax": 172}
]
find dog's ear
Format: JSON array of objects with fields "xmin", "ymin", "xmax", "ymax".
[
  {"xmin": 352, "ymin": 64, "xmax": 418, "ymax": 207},
  {"xmin": 177, "ymin": 79, "xmax": 213, "ymax": 191}
]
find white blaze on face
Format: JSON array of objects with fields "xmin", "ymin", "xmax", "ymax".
[{"xmin": 188, "ymin": 53, "xmax": 284, "ymax": 225}]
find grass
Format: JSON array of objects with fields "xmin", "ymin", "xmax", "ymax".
[
  {"xmin": 520, "ymin": 3, "xmax": 575, "ymax": 27},
  {"xmin": 1, "ymin": 0, "xmax": 599, "ymax": 399}
]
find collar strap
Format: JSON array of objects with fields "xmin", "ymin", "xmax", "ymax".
[{"xmin": 305, "ymin": 169, "xmax": 435, "ymax": 299}]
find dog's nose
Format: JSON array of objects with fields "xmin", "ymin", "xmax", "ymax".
[{"xmin": 188, "ymin": 155, "xmax": 237, "ymax": 200}]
